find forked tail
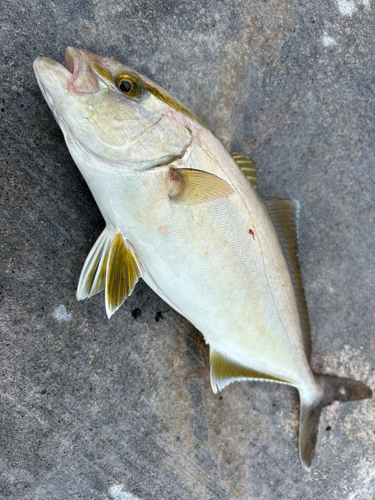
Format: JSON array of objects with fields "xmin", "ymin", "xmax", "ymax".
[{"xmin": 299, "ymin": 375, "xmax": 372, "ymax": 470}]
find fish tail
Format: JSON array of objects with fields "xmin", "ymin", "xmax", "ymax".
[{"xmin": 299, "ymin": 375, "xmax": 372, "ymax": 470}]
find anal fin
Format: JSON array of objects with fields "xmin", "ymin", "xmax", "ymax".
[{"xmin": 210, "ymin": 349, "xmax": 288, "ymax": 394}]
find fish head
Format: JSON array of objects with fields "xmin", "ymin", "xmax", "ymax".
[{"xmin": 33, "ymin": 47, "xmax": 193, "ymax": 170}]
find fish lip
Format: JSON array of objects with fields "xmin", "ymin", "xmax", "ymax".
[
  {"xmin": 64, "ymin": 46, "xmax": 76, "ymax": 75},
  {"xmin": 33, "ymin": 56, "xmax": 72, "ymax": 82},
  {"xmin": 64, "ymin": 47, "xmax": 85, "ymax": 81},
  {"xmin": 63, "ymin": 47, "xmax": 101, "ymax": 95},
  {"xmin": 34, "ymin": 48, "xmax": 100, "ymax": 96},
  {"xmin": 33, "ymin": 57, "xmax": 71, "ymax": 125},
  {"xmin": 33, "ymin": 48, "xmax": 83, "ymax": 81}
]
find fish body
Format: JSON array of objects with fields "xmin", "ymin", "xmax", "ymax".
[{"xmin": 33, "ymin": 48, "xmax": 371, "ymax": 469}]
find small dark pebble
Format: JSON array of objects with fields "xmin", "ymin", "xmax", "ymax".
[
  {"xmin": 326, "ymin": 426, "xmax": 332, "ymax": 431},
  {"xmin": 155, "ymin": 311, "xmax": 163, "ymax": 322},
  {"xmin": 132, "ymin": 308, "xmax": 142, "ymax": 319}
]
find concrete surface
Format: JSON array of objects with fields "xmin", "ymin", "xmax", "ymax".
[{"xmin": 1, "ymin": 0, "xmax": 375, "ymax": 498}]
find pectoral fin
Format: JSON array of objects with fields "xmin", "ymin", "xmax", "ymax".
[
  {"xmin": 77, "ymin": 228, "xmax": 142, "ymax": 318},
  {"xmin": 168, "ymin": 168, "xmax": 234, "ymax": 205},
  {"xmin": 210, "ymin": 349, "xmax": 288, "ymax": 394}
]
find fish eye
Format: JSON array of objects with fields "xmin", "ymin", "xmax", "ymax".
[
  {"xmin": 116, "ymin": 73, "xmax": 142, "ymax": 98},
  {"xmin": 119, "ymin": 80, "xmax": 132, "ymax": 93}
]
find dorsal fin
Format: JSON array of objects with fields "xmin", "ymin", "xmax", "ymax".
[
  {"xmin": 210, "ymin": 349, "xmax": 288, "ymax": 394},
  {"xmin": 105, "ymin": 231, "xmax": 143, "ymax": 319},
  {"xmin": 263, "ymin": 198, "xmax": 311, "ymax": 360},
  {"xmin": 231, "ymin": 152, "xmax": 258, "ymax": 188}
]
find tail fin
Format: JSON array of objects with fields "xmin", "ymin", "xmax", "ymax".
[{"xmin": 299, "ymin": 375, "xmax": 372, "ymax": 470}]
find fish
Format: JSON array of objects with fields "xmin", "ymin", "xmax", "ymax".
[{"xmin": 33, "ymin": 47, "xmax": 372, "ymax": 470}]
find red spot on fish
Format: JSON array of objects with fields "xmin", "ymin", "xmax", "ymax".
[{"xmin": 248, "ymin": 229, "xmax": 255, "ymax": 240}]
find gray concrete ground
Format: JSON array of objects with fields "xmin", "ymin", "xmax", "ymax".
[{"xmin": 1, "ymin": 1, "xmax": 375, "ymax": 499}]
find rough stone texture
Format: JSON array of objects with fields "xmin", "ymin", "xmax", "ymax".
[{"xmin": 1, "ymin": 1, "xmax": 375, "ymax": 499}]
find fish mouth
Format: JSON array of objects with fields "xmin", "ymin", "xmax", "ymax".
[
  {"xmin": 33, "ymin": 47, "xmax": 101, "ymax": 97},
  {"xmin": 64, "ymin": 46, "xmax": 77, "ymax": 75},
  {"xmin": 64, "ymin": 46, "xmax": 101, "ymax": 95},
  {"xmin": 33, "ymin": 49, "xmax": 100, "ymax": 157}
]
